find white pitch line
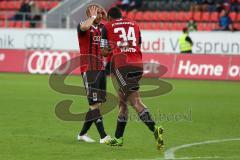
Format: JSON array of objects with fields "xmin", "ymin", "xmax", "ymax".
[
  {"xmin": 164, "ymin": 138, "xmax": 240, "ymax": 159},
  {"xmin": 130, "ymin": 156, "xmax": 240, "ymax": 160}
]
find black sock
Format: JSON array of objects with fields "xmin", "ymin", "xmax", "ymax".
[
  {"xmin": 92, "ymin": 109, "xmax": 107, "ymax": 139},
  {"xmin": 139, "ymin": 109, "xmax": 156, "ymax": 132},
  {"xmin": 94, "ymin": 117, "xmax": 107, "ymax": 139},
  {"xmin": 115, "ymin": 115, "xmax": 128, "ymax": 139},
  {"xmin": 79, "ymin": 109, "xmax": 94, "ymax": 136}
]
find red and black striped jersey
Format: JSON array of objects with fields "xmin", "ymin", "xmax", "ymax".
[
  {"xmin": 101, "ymin": 18, "xmax": 142, "ymax": 69},
  {"xmin": 77, "ymin": 22, "xmax": 104, "ymax": 72}
]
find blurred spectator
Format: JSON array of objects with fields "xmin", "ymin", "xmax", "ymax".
[
  {"xmin": 129, "ymin": 0, "xmax": 142, "ymax": 11},
  {"xmin": 179, "ymin": 28, "xmax": 193, "ymax": 54},
  {"xmin": 117, "ymin": 0, "xmax": 130, "ymax": 11},
  {"xmin": 202, "ymin": 0, "xmax": 209, "ymax": 11},
  {"xmin": 116, "ymin": 0, "xmax": 240, "ymax": 12},
  {"xmin": 187, "ymin": 19, "xmax": 198, "ymax": 31},
  {"xmin": 222, "ymin": 1, "xmax": 231, "ymax": 12},
  {"xmin": 206, "ymin": 0, "xmax": 216, "ymax": 11},
  {"xmin": 191, "ymin": 0, "xmax": 204, "ymax": 12},
  {"xmin": 14, "ymin": 0, "xmax": 31, "ymax": 21},
  {"xmin": 230, "ymin": 0, "xmax": 239, "ymax": 12},
  {"xmin": 218, "ymin": 9, "xmax": 234, "ymax": 31},
  {"xmin": 29, "ymin": 1, "xmax": 42, "ymax": 28},
  {"xmin": 215, "ymin": 0, "xmax": 224, "ymax": 12}
]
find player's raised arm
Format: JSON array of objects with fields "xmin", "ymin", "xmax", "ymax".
[{"xmin": 79, "ymin": 6, "xmax": 98, "ymax": 31}]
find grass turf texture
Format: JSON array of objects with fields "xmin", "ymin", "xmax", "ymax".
[{"xmin": 0, "ymin": 73, "xmax": 240, "ymax": 160}]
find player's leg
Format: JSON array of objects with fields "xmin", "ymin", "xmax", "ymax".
[
  {"xmin": 128, "ymin": 91, "xmax": 164, "ymax": 150},
  {"xmin": 78, "ymin": 105, "xmax": 98, "ymax": 143},
  {"xmin": 78, "ymin": 72, "xmax": 96, "ymax": 142},
  {"xmin": 106, "ymin": 91, "xmax": 127, "ymax": 146},
  {"xmin": 115, "ymin": 91, "xmax": 128, "ymax": 139},
  {"xmin": 128, "ymin": 92, "xmax": 155, "ymax": 132},
  {"xmin": 90, "ymin": 103, "xmax": 109, "ymax": 143},
  {"xmin": 90, "ymin": 70, "xmax": 110, "ymax": 142},
  {"xmin": 124, "ymin": 65, "xmax": 164, "ymax": 150}
]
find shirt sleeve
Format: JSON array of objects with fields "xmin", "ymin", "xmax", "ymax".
[
  {"xmin": 101, "ymin": 26, "xmax": 110, "ymax": 48},
  {"xmin": 77, "ymin": 21, "xmax": 87, "ymax": 35},
  {"xmin": 186, "ymin": 36, "xmax": 193, "ymax": 45}
]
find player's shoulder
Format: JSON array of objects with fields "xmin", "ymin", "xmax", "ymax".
[
  {"xmin": 77, "ymin": 20, "xmax": 88, "ymax": 33},
  {"xmin": 104, "ymin": 18, "xmax": 139, "ymax": 28},
  {"xmin": 119, "ymin": 18, "xmax": 139, "ymax": 28}
]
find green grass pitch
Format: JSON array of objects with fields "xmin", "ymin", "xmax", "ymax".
[{"xmin": 0, "ymin": 73, "xmax": 240, "ymax": 160}]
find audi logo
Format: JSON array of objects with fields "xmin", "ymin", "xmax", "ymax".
[
  {"xmin": 0, "ymin": 53, "xmax": 5, "ymax": 62},
  {"xmin": 27, "ymin": 51, "xmax": 71, "ymax": 74},
  {"xmin": 24, "ymin": 33, "xmax": 54, "ymax": 50}
]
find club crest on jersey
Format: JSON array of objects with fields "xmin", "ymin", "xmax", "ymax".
[{"xmin": 92, "ymin": 36, "xmax": 101, "ymax": 45}]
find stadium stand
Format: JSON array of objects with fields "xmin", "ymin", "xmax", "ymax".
[
  {"xmin": 118, "ymin": 0, "xmax": 240, "ymax": 31},
  {"xmin": 0, "ymin": 0, "xmax": 61, "ymax": 28},
  {"xmin": 0, "ymin": 0, "xmax": 240, "ymax": 30}
]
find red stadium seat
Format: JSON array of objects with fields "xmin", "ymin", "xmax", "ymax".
[
  {"xmin": 138, "ymin": 22, "xmax": 145, "ymax": 30},
  {"xmin": 135, "ymin": 11, "xmax": 143, "ymax": 21},
  {"xmin": 8, "ymin": 21, "xmax": 16, "ymax": 28},
  {"xmin": 145, "ymin": 22, "xmax": 153, "ymax": 30},
  {"xmin": 168, "ymin": 12, "xmax": 177, "ymax": 21},
  {"xmin": 0, "ymin": 20, "xmax": 5, "ymax": 27},
  {"xmin": 0, "ymin": 0, "xmax": 61, "ymax": 27},
  {"xmin": 142, "ymin": 11, "xmax": 153, "ymax": 21},
  {"xmin": 160, "ymin": 22, "xmax": 170, "ymax": 30},
  {"xmin": 50, "ymin": 1, "xmax": 59, "ymax": 9},
  {"xmin": 25, "ymin": 21, "xmax": 30, "ymax": 28},
  {"xmin": 15, "ymin": 21, "xmax": 23, "ymax": 28},
  {"xmin": 198, "ymin": 23, "xmax": 205, "ymax": 31},
  {"xmin": 0, "ymin": 14, "xmax": 5, "ymax": 20},
  {"xmin": 205, "ymin": 23, "xmax": 212, "ymax": 31},
  {"xmin": 172, "ymin": 23, "xmax": 181, "ymax": 30},
  {"xmin": 0, "ymin": 1, "xmax": 7, "ymax": 10},
  {"xmin": 193, "ymin": 12, "xmax": 202, "ymax": 21},
  {"xmin": 184, "ymin": 12, "xmax": 193, "ymax": 21},
  {"xmin": 202, "ymin": 12, "xmax": 210, "ymax": 22},
  {"xmin": 210, "ymin": 12, "xmax": 219, "ymax": 22},
  {"xmin": 234, "ymin": 23, "xmax": 240, "ymax": 30},
  {"xmin": 15, "ymin": 1, "xmax": 21, "ymax": 10},
  {"xmin": 205, "ymin": 23, "xmax": 217, "ymax": 31},
  {"xmin": 150, "ymin": 22, "xmax": 160, "ymax": 30},
  {"xmin": 152, "ymin": 11, "xmax": 160, "ymax": 21},
  {"xmin": 154, "ymin": 23, "xmax": 161, "ymax": 30},
  {"xmin": 176, "ymin": 12, "xmax": 185, "ymax": 21},
  {"xmin": 159, "ymin": 12, "xmax": 168, "ymax": 21},
  {"xmin": 126, "ymin": 11, "xmax": 135, "ymax": 20},
  {"xmin": 236, "ymin": 13, "xmax": 240, "ymax": 22},
  {"xmin": 229, "ymin": 12, "xmax": 237, "ymax": 22}
]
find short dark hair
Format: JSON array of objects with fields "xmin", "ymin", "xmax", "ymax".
[
  {"xmin": 183, "ymin": 27, "xmax": 188, "ymax": 33},
  {"xmin": 107, "ymin": 7, "xmax": 122, "ymax": 19}
]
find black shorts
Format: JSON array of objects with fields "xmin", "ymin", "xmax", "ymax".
[
  {"xmin": 113, "ymin": 65, "xmax": 143, "ymax": 97},
  {"xmin": 82, "ymin": 70, "xmax": 106, "ymax": 105}
]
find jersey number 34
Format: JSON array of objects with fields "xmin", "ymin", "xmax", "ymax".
[{"xmin": 114, "ymin": 27, "xmax": 137, "ymax": 47}]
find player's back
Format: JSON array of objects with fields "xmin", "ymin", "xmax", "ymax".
[{"xmin": 104, "ymin": 18, "xmax": 142, "ymax": 65}]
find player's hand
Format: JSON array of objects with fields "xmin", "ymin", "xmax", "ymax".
[{"xmin": 89, "ymin": 6, "xmax": 98, "ymax": 17}]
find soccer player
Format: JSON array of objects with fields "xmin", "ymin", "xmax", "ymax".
[
  {"xmin": 76, "ymin": 3, "xmax": 111, "ymax": 144},
  {"xmin": 100, "ymin": 7, "xmax": 164, "ymax": 150}
]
